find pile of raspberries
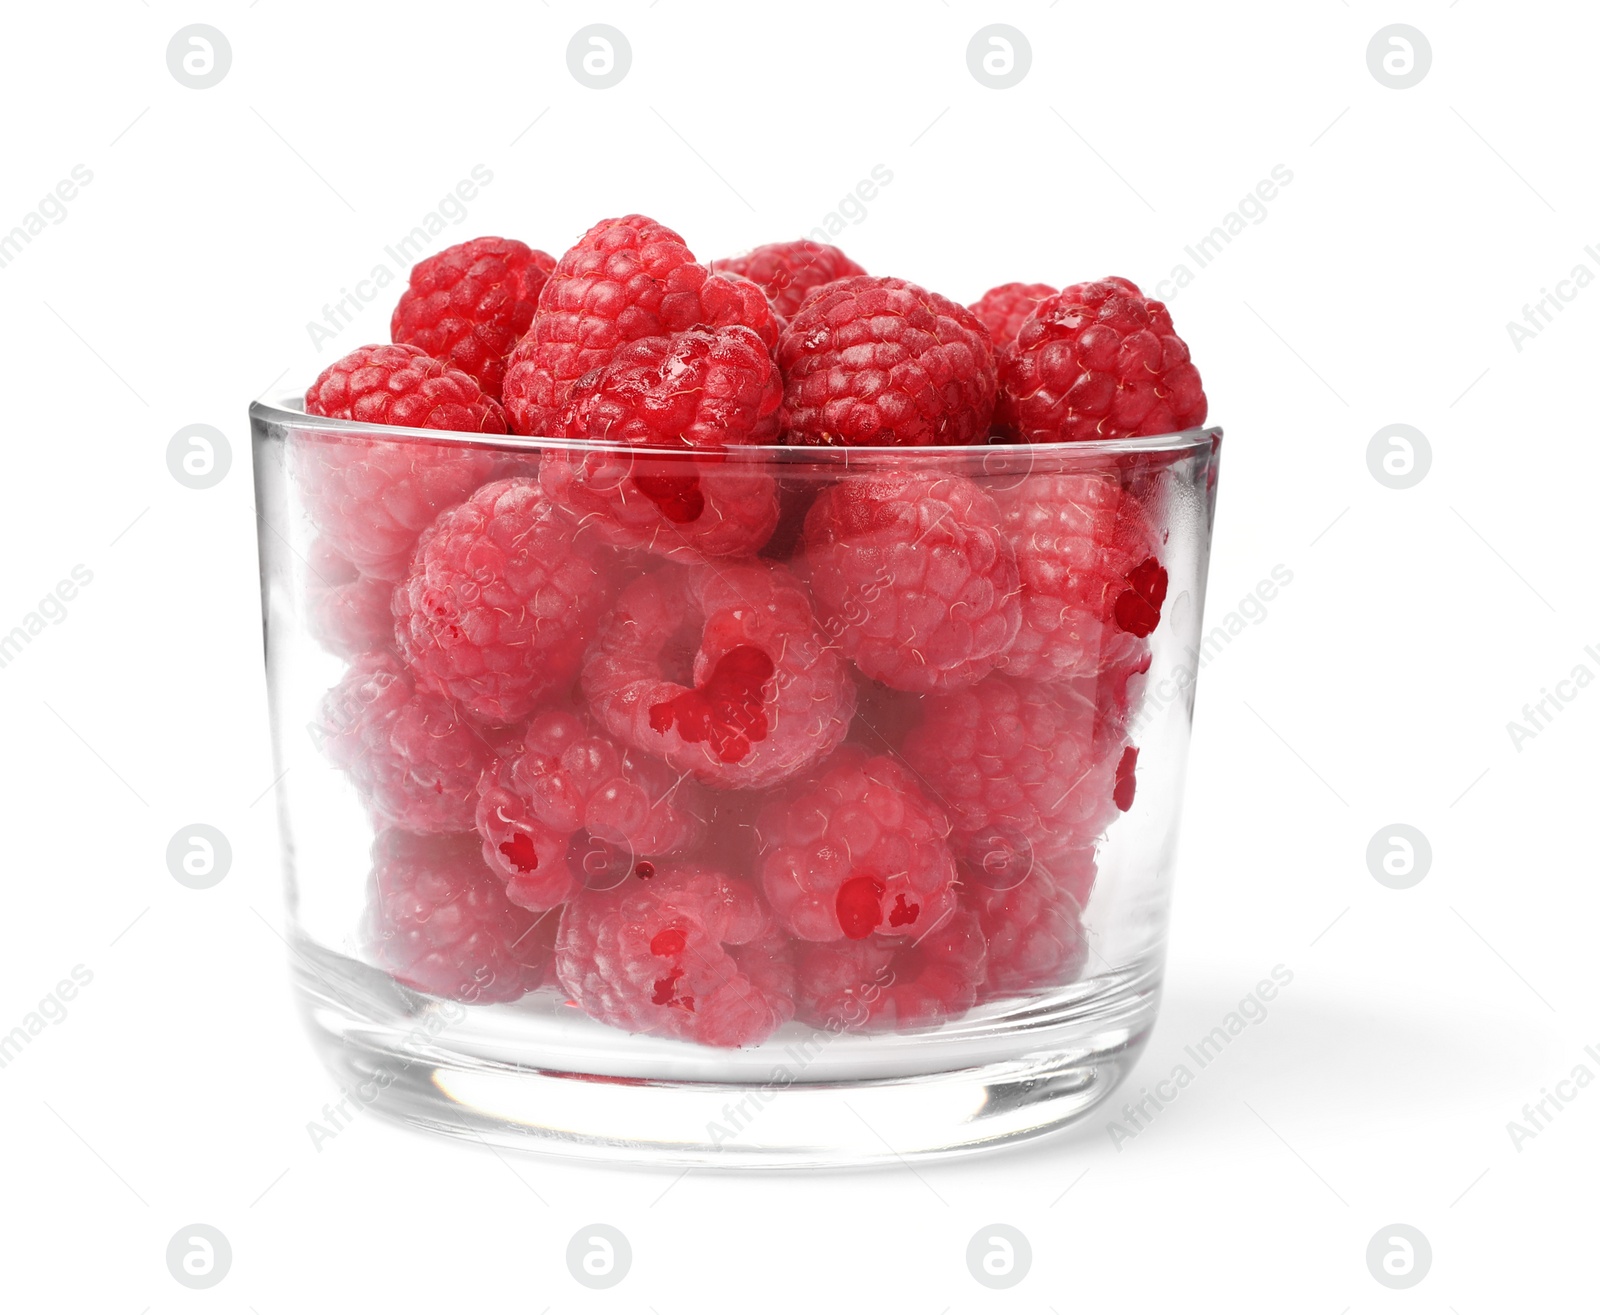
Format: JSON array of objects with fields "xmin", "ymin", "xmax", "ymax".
[{"xmin": 296, "ymin": 215, "xmax": 1207, "ymax": 1048}]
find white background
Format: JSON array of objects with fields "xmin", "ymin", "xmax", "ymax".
[{"xmin": 1, "ymin": 0, "xmax": 1594, "ymax": 1308}]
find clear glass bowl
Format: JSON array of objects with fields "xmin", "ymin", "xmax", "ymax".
[{"xmin": 250, "ymin": 398, "xmax": 1221, "ymax": 1166}]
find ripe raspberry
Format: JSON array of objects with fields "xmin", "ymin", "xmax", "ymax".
[
  {"xmin": 756, "ymin": 746, "xmax": 958, "ymax": 943},
  {"xmin": 475, "ymin": 706, "xmax": 704, "ymax": 908},
  {"xmin": 390, "ymin": 237, "xmax": 556, "ymax": 401},
  {"xmin": 305, "ymin": 539, "xmax": 395, "ymax": 659},
  {"xmin": 554, "ymin": 863, "xmax": 795, "ymax": 1047},
  {"xmin": 366, "ymin": 830, "xmax": 556, "ymax": 1003},
  {"xmin": 713, "ymin": 240, "xmax": 866, "ymax": 319},
  {"xmin": 777, "ymin": 276, "xmax": 997, "ymax": 447},
  {"xmin": 993, "ymin": 471, "xmax": 1168, "ymax": 682},
  {"xmin": 314, "ymin": 650, "xmax": 493, "ymax": 833},
  {"xmin": 963, "ymin": 849, "xmax": 1095, "ymax": 1001},
  {"xmin": 582, "ymin": 561, "xmax": 855, "ymax": 789},
  {"xmin": 969, "ymin": 282, "xmax": 1057, "ymax": 348},
  {"xmin": 900, "ymin": 674, "xmax": 1123, "ymax": 871},
  {"xmin": 501, "ymin": 215, "xmax": 778, "ymax": 436},
  {"xmin": 305, "ymin": 342, "xmax": 509, "ymax": 432},
  {"xmin": 794, "ymin": 908, "xmax": 986, "ymax": 1032},
  {"xmin": 802, "ymin": 471, "xmax": 1020, "ymax": 691},
  {"xmin": 995, "ymin": 277, "xmax": 1207, "ymax": 443},
  {"xmin": 393, "ymin": 478, "xmax": 615, "ymax": 725}
]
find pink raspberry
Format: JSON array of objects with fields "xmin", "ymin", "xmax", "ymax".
[
  {"xmin": 901, "ymin": 674, "xmax": 1124, "ymax": 873},
  {"xmin": 793, "ymin": 908, "xmax": 987, "ymax": 1032},
  {"xmin": 713, "ymin": 239, "xmax": 866, "ymax": 319},
  {"xmin": 756, "ymin": 746, "xmax": 958, "ymax": 943},
  {"xmin": 366, "ymin": 830, "xmax": 556, "ymax": 1003},
  {"xmin": 993, "ymin": 471, "xmax": 1168, "ymax": 682},
  {"xmin": 390, "ymin": 237, "xmax": 556, "ymax": 400},
  {"xmin": 969, "ymin": 282, "xmax": 1057, "ymax": 348},
  {"xmin": 393, "ymin": 478, "xmax": 616, "ymax": 725},
  {"xmin": 582, "ymin": 561, "xmax": 856, "ymax": 789},
  {"xmin": 801, "ymin": 471, "xmax": 1020, "ymax": 691},
  {"xmin": 475, "ymin": 706, "xmax": 704, "ymax": 909},
  {"xmin": 299, "ymin": 344, "xmax": 505, "ymax": 580},
  {"xmin": 963, "ymin": 849, "xmax": 1095, "ymax": 1001},
  {"xmin": 554, "ymin": 863, "xmax": 795, "ymax": 1047},
  {"xmin": 995, "ymin": 277, "xmax": 1207, "ymax": 443},
  {"xmin": 305, "ymin": 539, "xmax": 395, "ymax": 659},
  {"xmin": 501, "ymin": 215, "xmax": 778, "ymax": 437},
  {"xmin": 777, "ymin": 276, "xmax": 997, "ymax": 446},
  {"xmin": 314, "ymin": 651, "xmax": 493, "ymax": 834}
]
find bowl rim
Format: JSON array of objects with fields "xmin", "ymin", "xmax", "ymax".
[{"xmin": 250, "ymin": 396, "xmax": 1222, "ymax": 462}]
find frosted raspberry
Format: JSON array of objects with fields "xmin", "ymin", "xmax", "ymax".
[
  {"xmin": 554, "ymin": 863, "xmax": 795, "ymax": 1047},
  {"xmin": 366, "ymin": 830, "xmax": 556, "ymax": 1003},
  {"xmin": 964, "ymin": 849, "xmax": 1095, "ymax": 1001},
  {"xmin": 777, "ymin": 276, "xmax": 997, "ymax": 446},
  {"xmin": 757, "ymin": 746, "xmax": 957, "ymax": 943},
  {"xmin": 582, "ymin": 561, "xmax": 855, "ymax": 790},
  {"xmin": 801, "ymin": 471, "xmax": 1020, "ymax": 691},
  {"xmin": 969, "ymin": 282, "xmax": 1057, "ymax": 348},
  {"xmin": 390, "ymin": 237, "xmax": 555, "ymax": 400},
  {"xmin": 995, "ymin": 277, "xmax": 1207, "ymax": 442},
  {"xmin": 314, "ymin": 650, "xmax": 493, "ymax": 833},
  {"xmin": 305, "ymin": 539, "xmax": 395, "ymax": 659},
  {"xmin": 993, "ymin": 471, "xmax": 1167, "ymax": 682},
  {"xmin": 501, "ymin": 215, "xmax": 777, "ymax": 436},
  {"xmin": 794, "ymin": 908, "xmax": 986, "ymax": 1032},
  {"xmin": 713, "ymin": 240, "xmax": 866, "ymax": 318},
  {"xmin": 393, "ymin": 478, "xmax": 615, "ymax": 725},
  {"xmin": 901, "ymin": 674, "xmax": 1123, "ymax": 870}
]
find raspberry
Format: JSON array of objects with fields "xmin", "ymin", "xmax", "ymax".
[
  {"xmin": 305, "ymin": 539, "xmax": 395, "ymax": 659},
  {"xmin": 713, "ymin": 240, "xmax": 866, "ymax": 319},
  {"xmin": 390, "ymin": 237, "xmax": 556, "ymax": 401},
  {"xmin": 315, "ymin": 650, "xmax": 493, "ymax": 833},
  {"xmin": 475, "ymin": 706, "xmax": 704, "ymax": 908},
  {"xmin": 756, "ymin": 746, "xmax": 958, "ymax": 943},
  {"xmin": 501, "ymin": 215, "xmax": 778, "ymax": 436},
  {"xmin": 995, "ymin": 277, "xmax": 1207, "ymax": 443},
  {"xmin": 582, "ymin": 561, "xmax": 855, "ymax": 789},
  {"xmin": 793, "ymin": 908, "xmax": 986, "ymax": 1031},
  {"xmin": 366, "ymin": 830, "xmax": 556, "ymax": 1003},
  {"xmin": 305, "ymin": 342, "xmax": 508, "ymax": 433},
  {"xmin": 801, "ymin": 471, "xmax": 1020, "ymax": 691},
  {"xmin": 964, "ymin": 849, "xmax": 1095, "ymax": 1001},
  {"xmin": 777, "ymin": 276, "xmax": 997, "ymax": 446},
  {"xmin": 554, "ymin": 863, "xmax": 795, "ymax": 1046},
  {"xmin": 393, "ymin": 478, "xmax": 616, "ymax": 725},
  {"xmin": 901, "ymin": 674, "xmax": 1124, "ymax": 871},
  {"xmin": 992, "ymin": 471, "xmax": 1167, "ymax": 682},
  {"xmin": 969, "ymin": 282, "xmax": 1057, "ymax": 348}
]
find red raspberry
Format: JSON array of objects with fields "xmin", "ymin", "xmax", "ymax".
[
  {"xmin": 993, "ymin": 471, "xmax": 1167, "ymax": 682},
  {"xmin": 366, "ymin": 830, "xmax": 556, "ymax": 1003},
  {"xmin": 390, "ymin": 237, "xmax": 556, "ymax": 401},
  {"xmin": 963, "ymin": 849, "xmax": 1095, "ymax": 1001},
  {"xmin": 501, "ymin": 215, "xmax": 778, "ymax": 436},
  {"xmin": 305, "ymin": 539, "xmax": 395, "ymax": 659},
  {"xmin": 582, "ymin": 561, "xmax": 855, "ymax": 789},
  {"xmin": 777, "ymin": 276, "xmax": 997, "ymax": 447},
  {"xmin": 393, "ymin": 478, "xmax": 616, "ymax": 725},
  {"xmin": 995, "ymin": 277, "xmax": 1207, "ymax": 443},
  {"xmin": 901, "ymin": 674, "xmax": 1122, "ymax": 871},
  {"xmin": 802, "ymin": 471, "xmax": 1020, "ymax": 691},
  {"xmin": 756, "ymin": 746, "xmax": 958, "ymax": 943},
  {"xmin": 793, "ymin": 908, "xmax": 986, "ymax": 1031},
  {"xmin": 314, "ymin": 650, "xmax": 493, "ymax": 833},
  {"xmin": 299, "ymin": 344, "xmax": 504, "ymax": 580},
  {"xmin": 554, "ymin": 863, "xmax": 795, "ymax": 1047},
  {"xmin": 969, "ymin": 282, "xmax": 1057, "ymax": 348},
  {"xmin": 713, "ymin": 240, "xmax": 866, "ymax": 319},
  {"xmin": 475, "ymin": 706, "xmax": 704, "ymax": 907}
]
